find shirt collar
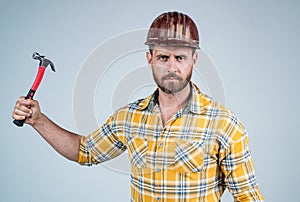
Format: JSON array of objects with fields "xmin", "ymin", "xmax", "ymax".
[{"xmin": 136, "ymin": 82, "xmax": 211, "ymax": 115}]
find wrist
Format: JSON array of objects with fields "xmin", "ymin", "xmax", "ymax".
[{"xmin": 32, "ymin": 112, "xmax": 46, "ymax": 128}]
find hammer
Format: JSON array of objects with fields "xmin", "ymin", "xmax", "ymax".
[{"xmin": 13, "ymin": 52, "xmax": 55, "ymax": 127}]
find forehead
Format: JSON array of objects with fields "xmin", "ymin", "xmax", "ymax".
[{"xmin": 152, "ymin": 45, "xmax": 193, "ymax": 55}]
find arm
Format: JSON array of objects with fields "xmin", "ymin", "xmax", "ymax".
[
  {"xmin": 221, "ymin": 129, "xmax": 264, "ymax": 201},
  {"xmin": 12, "ymin": 97, "xmax": 80, "ymax": 162}
]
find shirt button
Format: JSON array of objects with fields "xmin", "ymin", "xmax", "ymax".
[
  {"xmin": 158, "ymin": 142, "xmax": 163, "ymax": 147},
  {"xmin": 156, "ymin": 197, "xmax": 161, "ymax": 201},
  {"xmin": 156, "ymin": 168, "xmax": 160, "ymax": 173}
]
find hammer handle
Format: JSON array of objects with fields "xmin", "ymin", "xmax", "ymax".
[
  {"xmin": 13, "ymin": 89, "xmax": 36, "ymax": 127},
  {"xmin": 13, "ymin": 66, "xmax": 45, "ymax": 127}
]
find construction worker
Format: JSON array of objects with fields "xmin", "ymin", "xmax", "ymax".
[{"xmin": 12, "ymin": 11, "xmax": 264, "ymax": 201}]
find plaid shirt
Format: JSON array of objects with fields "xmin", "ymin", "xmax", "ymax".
[{"xmin": 78, "ymin": 83, "xmax": 264, "ymax": 201}]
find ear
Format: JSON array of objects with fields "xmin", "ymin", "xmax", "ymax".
[
  {"xmin": 146, "ymin": 52, "xmax": 152, "ymax": 65},
  {"xmin": 192, "ymin": 51, "xmax": 198, "ymax": 66}
]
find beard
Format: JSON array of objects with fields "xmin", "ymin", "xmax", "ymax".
[{"xmin": 153, "ymin": 70, "xmax": 192, "ymax": 94}]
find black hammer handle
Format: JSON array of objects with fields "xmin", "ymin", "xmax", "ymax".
[{"xmin": 13, "ymin": 89, "xmax": 36, "ymax": 127}]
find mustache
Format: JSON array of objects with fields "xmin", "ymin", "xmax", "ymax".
[{"xmin": 162, "ymin": 73, "xmax": 183, "ymax": 81}]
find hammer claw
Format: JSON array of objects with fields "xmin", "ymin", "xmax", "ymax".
[{"xmin": 50, "ymin": 63, "xmax": 56, "ymax": 72}]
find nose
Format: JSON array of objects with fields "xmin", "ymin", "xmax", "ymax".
[{"xmin": 166, "ymin": 56, "xmax": 177, "ymax": 72}]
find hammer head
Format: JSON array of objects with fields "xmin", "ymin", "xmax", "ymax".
[{"xmin": 32, "ymin": 52, "xmax": 56, "ymax": 72}]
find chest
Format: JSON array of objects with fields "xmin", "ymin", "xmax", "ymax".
[{"xmin": 115, "ymin": 112, "xmax": 222, "ymax": 172}]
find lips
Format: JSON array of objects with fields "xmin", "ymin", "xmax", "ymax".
[
  {"xmin": 165, "ymin": 77, "xmax": 178, "ymax": 80},
  {"xmin": 162, "ymin": 73, "xmax": 182, "ymax": 81}
]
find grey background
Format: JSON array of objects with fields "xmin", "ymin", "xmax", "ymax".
[{"xmin": 1, "ymin": 0, "xmax": 299, "ymax": 201}]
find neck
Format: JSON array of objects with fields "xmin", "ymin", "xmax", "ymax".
[{"xmin": 157, "ymin": 83, "xmax": 191, "ymax": 125}]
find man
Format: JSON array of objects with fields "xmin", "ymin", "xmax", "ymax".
[{"xmin": 12, "ymin": 11, "xmax": 264, "ymax": 201}]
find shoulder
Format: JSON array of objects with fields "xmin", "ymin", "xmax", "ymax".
[
  {"xmin": 198, "ymin": 92, "xmax": 247, "ymax": 142},
  {"xmin": 110, "ymin": 95, "xmax": 152, "ymax": 120},
  {"xmin": 119, "ymin": 96, "xmax": 151, "ymax": 112}
]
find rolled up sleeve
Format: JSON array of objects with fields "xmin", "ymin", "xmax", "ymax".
[{"xmin": 77, "ymin": 117, "xmax": 127, "ymax": 166}]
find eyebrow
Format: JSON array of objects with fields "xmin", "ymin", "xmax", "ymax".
[
  {"xmin": 156, "ymin": 53, "xmax": 188, "ymax": 58},
  {"xmin": 156, "ymin": 54, "xmax": 169, "ymax": 58}
]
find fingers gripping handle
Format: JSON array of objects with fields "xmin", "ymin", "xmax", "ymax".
[
  {"xmin": 13, "ymin": 66, "xmax": 45, "ymax": 127},
  {"xmin": 13, "ymin": 89, "xmax": 36, "ymax": 127}
]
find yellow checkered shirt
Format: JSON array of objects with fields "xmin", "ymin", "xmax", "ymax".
[{"xmin": 78, "ymin": 83, "xmax": 264, "ymax": 201}]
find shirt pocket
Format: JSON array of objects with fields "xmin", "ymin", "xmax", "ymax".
[
  {"xmin": 127, "ymin": 137, "xmax": 148, "ymax": 169},
  {"xmin": 175, "ymin": 139, "xmax": 205, "ymax": 173}
]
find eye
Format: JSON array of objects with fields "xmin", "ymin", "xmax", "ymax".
[
  {"xmin": 157, "ymin": 55, "xmax": 169, "ymax": 61},
  {"xmin": 175, "ymin": 56, "xmax": 185, "ymax": 61}
]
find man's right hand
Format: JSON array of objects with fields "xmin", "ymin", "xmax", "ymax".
[{"xmin": 12, "ymin": 96, "xmax": 42, "ymax": 126}]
